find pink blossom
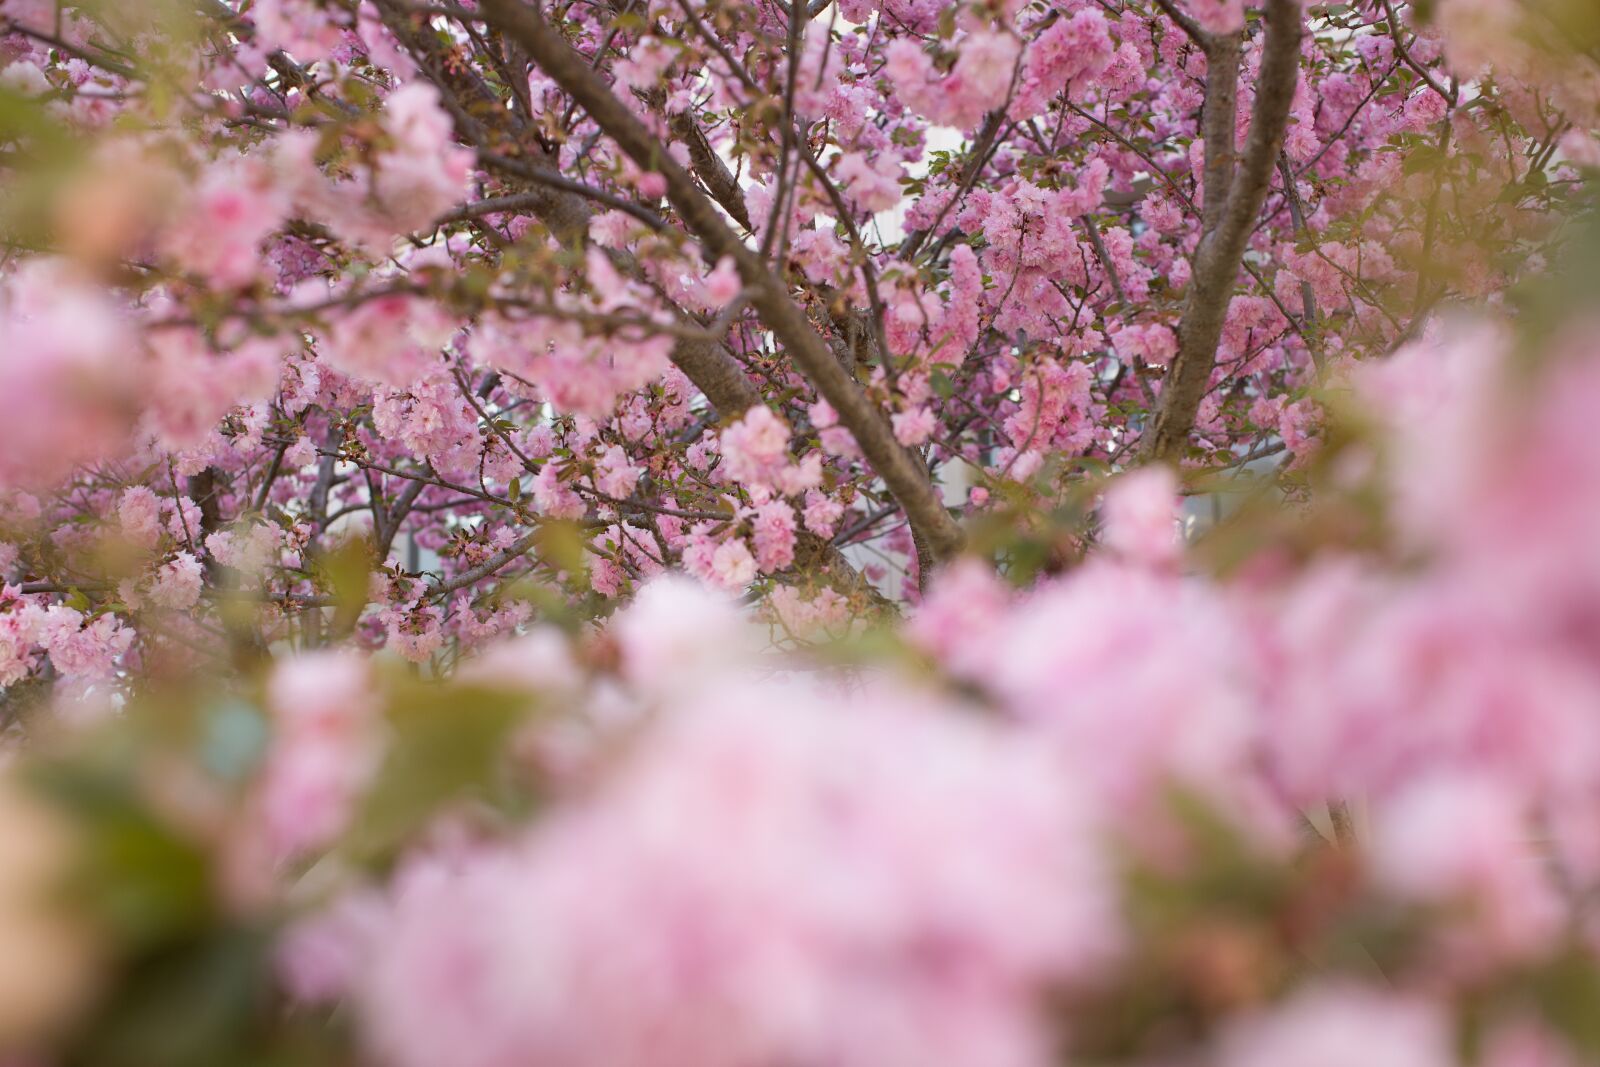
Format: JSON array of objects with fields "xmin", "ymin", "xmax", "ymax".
[
  {"xmin": 117, "ymin": 487, "xmax": 165, "ymax": 550},
  {"xmin": 1183, "ymin": 0, "xmax": 1246, "ymax": 37},
  {"xmin": 206, "ymin": 523, "xmax": 281, "ymax": 575},
  {"xmin": 1110, "ymin": 323, "xmax": 1178, "ymax": 367},
  {"xmin": 0, "ymin": 260, "xmax": 139, "ymax": 489},
  {"xmin": 33, "ymin": 607, "xmax": 134, "ymax": 682},
  {"xmin": 361, "ymin": 682, "xmax": 1118, "ymax": 1067},
  {"xmin": 1277, "ymin": 398, "xmax": 1322, "ymax": 462},
  {"xmin": 384, "ymin": 602, "xmax": 445, "ymax": 663},
  {"xmin": 749, "ymin": 500, "xmax": 797, "ymax": 573},
  {"xmin": 461, "ymin": 627, "xmax": 584, "ymax": 696},
  {"xmin": 148, "ymin": 553, "xmax": 204, "ymax": 610},
  {"xmin": 0, "ymin": 590, "xmax": 38, "ymax": 688},
  {"xmin": 1559, "ymin": 130, "xmax": 1600, "ymax": 168},
  {"xmin": 1371, "ymin": 772, "xmax": 1564, "ymax": 965},
  {"xmin": 708, "ymin": 537, "xmax": 757, "ymax": 592},
  {"xmin": 1220, "ymin": 983, "xmax": 1453, "ymax": 1067},
  {"xmin": 951, "ymin": 31, "xmax": 1022, "ymax": 122},
  {"xmin": 258, "ymin": 651, "xmax": 381, "ymax": 860},
  {"xmin": 908, "ymin": 558, "xmax": 1014, "ymax": 680},
  {"xmin": 769, "ymin": 586, "xmax": 852, "ymax": 637},
  {"xmin": 531, "ymin": 464, "xmax": 586, "ymax": 520},
  {"xmin": 278, "ymin": 890, "xmax": 387, "ymax": 1005},
  {"xmin": 372, "ymin": 84, "xmax": 475, "ymax": 234},
  {"xmin": 1003, "ymin": 360, "xmax": 1095, "ymax": 455},
  {"xmin": 0, "ymin": 61, "xmax": 50, "ymax": 97},
  {"xmin": 593, "ymin": 445, "xmax": 642, "ymax": 499},
  {"xmin": 1257, "ymin": 562, "xmax": 1600, "ymax": 813},
  {"xmin": 610, "ymin": 578, "xmax": 749, "ymax": 696},
  {"xmin": 252, "ymin": 0, "xmax": 349, "ymax": 60},
  {"xmin": 160, "ymin": 159, "xmax": 288, "ymax": 288},
  {"xmin": 1004, "ymin": 447, "xmax": 1044, "ymax": 483},
  {"xmin": 892, "ymin": 406, "xmax": 937, "ymax": 446},
  {"xmin": 720, "ymin": 406, "xmax": 792, "ymax": 490},
  {"xmin": 835, "ymin": 152, "xmax": 904, "ymax": 214},
  {"xmin": 1480, "ymin": 1018, "xmax": 1580, "ymax": 1067},
  {"xmin": 1014, "ymin": 10, "xmax": 1114, "ymax": 117},
  {"xmin": 802, "ymin": 490, "xmax": 845, "ymax": 538},
  {"xmin": 774, "ymin": 452, "xmax": 825, "ymax": 496},
  {"xmin": 1099, "ymin": 468, "xmax": 1183, "ymax": 567},
  {"xmin": 321, "ymin": 293, "xmax": 450, "ymax": 387},
  {"xmin": 984, "ymin": 562, "xmax": 1272, "ymax": 839},
  {"xmin": 474, "ymin": 286, "xmax": 674, "ymax": 419},
  {"xmin": 703, "ymin": 256, "xmax": 742, "ymax": 306},
  {"xmin": 372, "ymin": 373, "xmax": 478, "ymax": 470}
]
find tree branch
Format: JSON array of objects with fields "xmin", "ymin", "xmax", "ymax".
[
  {"xmin": 480, "ymin": 0, "xmax": 964, "ymax": 563},
  {"xmin": 377, "ymin": 0, "xmax": 765, "ymax": 420},
  {"xmin": 1199, "ymin": 31, "xmax": 1242, "ymax": 235},
  {"xmin": 1143, "ymin": 0, "xmax": 1303, "ymax": 462},
  {"xmin": 1153, "ymin": 0, "xmax": 1211, "ymax": 49},
  {"xmin": 667, "ymin": 109, "xmax": 753, "ymax": 231}
]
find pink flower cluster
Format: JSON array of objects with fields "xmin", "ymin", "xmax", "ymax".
[
  {"xmin": 717, "ymin": 406, "xmax": 820, "ymax": 496},
  {"xmin": 1, "ymin": 601, "xmax": 135, "ymax": 689},
  {"xmin": 257, "ymin": 652, "xmax": 382, "ymax": 860},
  {"xmin": 362, "ymin": 588, "xmax": 1119, "ymax": 1067},
  {"xmin": 276, "ymin": 83, "xmax": 473, "ymax": 253},
  {"xmin": 326, "ymin": 315, "xmax": 1600, "ymax": 1056},
  {"xmin": 0, "ymin": 0, "xmax": 1595, "ymax": 1060}
]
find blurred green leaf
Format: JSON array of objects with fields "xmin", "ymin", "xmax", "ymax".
[
  {"xmin": 534, "ymin": 519, "xmax": 590, "ymax": 581},
  {"xmin": 313, "ymin": 536, "xmax": 374, "ymax": 636},
  {"xmin": 1531, "ymin": 947, "xmax": 1600, "ymax": 1056},
  {"xmin": 345, "ymin": 682, "xmax": 535, "ymax": 863},
  {"xmin": 28, "ymin": 761, "xmax": 212, "ymax": 949},
  {"xmin": 72, "ymin": 926, "xmax": 274, "ymax": 1067}
]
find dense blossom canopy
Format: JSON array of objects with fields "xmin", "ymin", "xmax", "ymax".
[{"xmin": 0, "ymin": 0, "xmax": 1598, "ymax": 1063}]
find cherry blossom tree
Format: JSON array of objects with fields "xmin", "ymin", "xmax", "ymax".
[
  {"xmin": 0, "ymin": 0, "xmax": 1597, "ymax": 1063},
  {"xmin": 0, "ymin": 0, "xmax": 1587, "ymax": 671}
]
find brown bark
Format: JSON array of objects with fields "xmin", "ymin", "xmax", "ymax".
[
  {"xmin": 1142, "ymin": 0, "xmax": 1304, "ymax": 463},
  {"xmin": 376, "ymin": 0, "xmax": 764, "ymax": 421}
]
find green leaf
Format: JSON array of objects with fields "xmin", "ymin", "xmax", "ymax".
[
  {"xmin": 314, "ymin": 536, "xmax": 373, "ymax": 635},
  {"xmin": 1532, "ymin": 947, "xmax": 1600, "ymax": 1056},
  {"xmin": 345, "ymin": 682, "xmax": 534, "ymax": 863},
  {"xmin": 28, "ymin": 761, "xmax": 212, "ymax": 949},
  {"xmin": 73, "ymin": 926, "xmax": 274, "ymax": 1067},
  {"xmin": 534, "ymin": 519, "xmax": 590, "ymax": 581}
]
